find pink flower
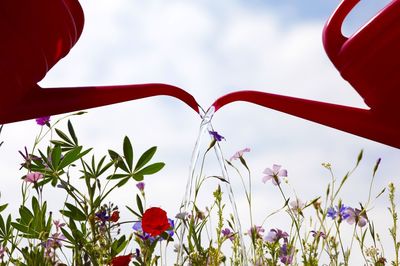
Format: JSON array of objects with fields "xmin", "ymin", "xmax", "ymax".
[
  {"xmin": 24, "ymin": 172, "xmax": 43, "ymax": 183},
  {"xmin": 262, "ymin": 164, "xmax": 287, "ymax": 185},
  {"xmin": 230, "ymin": 148, "xmax": 250, "ymax": 161}
]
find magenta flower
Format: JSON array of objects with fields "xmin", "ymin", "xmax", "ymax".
[
  {"xmin": 230, "ymin": 148, "xmax": 251, "ymax": 161},
  {"xmin": 136, "ymin": 182, "xmax": 145, "ymax": 192},
  {"xmin": 24, "ymin": 172, "xmax": 43, "ymax": 183},
  {"xmin": 262, "ymin": 164, "xmax": 287, "ymax": 185},
  {"xmin": 35, "ymin": 116, "xmax": 51, "ymax": 126},
  {"xmin": 345, "ymin": 207, "xmax": 368, "ymax": 227},
  {"xmin": 209, "ymin": 130, "xmax": 225, "ymax": 142}
]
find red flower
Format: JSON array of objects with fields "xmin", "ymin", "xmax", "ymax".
[
  {"xmin": 110, "ymin": 254, "xmax": 132, "ymax": 266},
  {"xmin": 110, "ymin": 211, "xmax": 120, "ymax": 222},
  {"xmin": 142, "ymin": 207, "xmax": 170, "ymax": 236}
]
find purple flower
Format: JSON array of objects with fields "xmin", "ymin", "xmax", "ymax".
[
  {"xmin": 327, "ymin": 204, "xmax": 350, "ymax": 221},
  {"xmin": 35, "ymin": 116, "xmax": 51, "ymax": 126},
  {"xmin": 136, "ymin": 182, "xmax": 145, "ymax": 192},
  {"xmin": 262, "ymin": 164, "xmax": 287, "ymax": 185},
  {"xmin": 24, "ymin": 172, "xmax": 43, "ymax": 183},
  {"xmin": 230, "ymin": 148, "xmax": 250, "ymax": 161},
  {"xmin": 208, "ymin": 130, "xmax": 225, "ymax": 142},
  {"xmin": 311, "ymin": 230, "xmax": 327, "ymax": 239},
  {"xmin": 221, "ymin": 228, "xmax": 235, "ymax": 241},
  {"xmin": 264, "ymin": 228, "xmax": 289, "ymax": 243},
  {"xmin": 95, "ymin": 210, "xmax": 110, "ymax": 224},
  {"xmin": 345, "ymin": 207, "xmax": 368, "ymax": 227},
  {"xmin": 247, "ymin": 225, "xmax": 265, "ymax": 239},
  {"xmin": 280, "ymin": 243, "xmax": 294, "ymax": 264},
  {"xmin": 132, "ymin": 221, "xmax": 155, "ymax": 242},
  {"xmin": 165, "ymin": 219, "xmax": 175, "ymax": 238}
]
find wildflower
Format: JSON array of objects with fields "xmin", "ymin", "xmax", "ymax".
[
  {"xmin": 262, "ymin": 164, "xmax": 287, "ymax": 185},
  {"xmin": 0, "ymin": 246, "xmax": 5, "ymax": 260},
  {"xmin": 345, "ymin": 207, "xmax": 368, "ymax": 227},
  {"xmin": 175, "ymin": 212, "xmax": 188, "ymax": 220},
  {"xmin": 142, "ymin": 207, "xmax": 171, "ymax": 237},
  {"xmin": 327, "ymin": 204, "xmax": 350, "ymax": 221},
  {"xmin": 132, "ymin": 221, "xmax": 155, "ymax": 242},
  {"xmin": 247, "ymin": 225, "xmax": 265, "ymax": 239},
  {"xmin": 209, "ymin": 130, "xmax": 225, "ymax": 142},
  {"xmin": 35, "ymin": 116, "xmax": 51, "ymax": 126},
  {"xmin": 110, "ymin": 254, "xmax": 133, "ymax": 266},
  {"xmin": 279, "ymin": 243, "xmax": 294, "ymax": 264},
  {"xmin": 230, "ymin": 148, "xmax": 250, "ymax": 161},
  {"xmin": 311, "ymin": 230, "xmax": 327, "ymax": 239},
  {"xmin": 136, "ymin": 182, "xmax": 145, "ymax": 192},
  {"xmin": 19, "ymin": 146, "xmax": 41, "ymax": 170},
  {"xmin": 53, "ymin": 220, "xmax": 66, "ymax": 231},
  {"xmin": 95, "ymin": 210, "xmax": 110, "ymax": 224},
  {"xmin": 264, "ymin": 228, "xmax": 289, "ymax": 243},
  {"xmin": 109, "ymin": 211, "xmax": 120, "ymax": 223},
  {"xmin": 24, "ymin": 172, "xmax": 43, "ymax": 183},
  {"xmin": 290, "ymin": 198, "xmax": 305, "ymax": 214},
  {"xmin": 221, "ymin": 228, "xmax": 235, "ymax": 241}
]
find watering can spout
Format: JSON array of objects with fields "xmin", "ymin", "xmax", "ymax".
[
  {"xmin": 0, "ymin": 84, "xmax": 199, "ymax": 125},
  {"xmin": 212, "ymin": 91, "xmax": 400, "ymax": 148}
]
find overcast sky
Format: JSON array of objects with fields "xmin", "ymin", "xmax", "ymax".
[{"xmin": 0, "ymin": 0, "xmax": 399, "ymax": 264}]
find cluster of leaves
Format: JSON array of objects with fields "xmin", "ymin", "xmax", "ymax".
[{"xmin": 0, "ymin": 118, "xmax": 166, "ymax": 265}]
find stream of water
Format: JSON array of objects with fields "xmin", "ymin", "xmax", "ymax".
[{"xmin": 177, "ymin": 106, "xmax": 248, "ymax": 265}]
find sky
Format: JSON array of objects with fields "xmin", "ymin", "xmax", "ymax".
[{"xmin": 0, "ymin": 0, "xmax": 399, "ymax": 264}]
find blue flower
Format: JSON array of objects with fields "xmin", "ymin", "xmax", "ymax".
[{"xmin": 327, "ymin": 204, "xmax": 350, "ymax": 220}]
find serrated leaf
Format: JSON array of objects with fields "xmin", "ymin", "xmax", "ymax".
[
  {"xmin": 123, "ymin": 136, "xmax": 134, "ymax": 171},
  {"xmin": 135, "ymin": 146, "xmax": 157, "ymax": 171},
  {"xmin": 136, "ymin": 162, "xmax": 165, "ymax": 176}
]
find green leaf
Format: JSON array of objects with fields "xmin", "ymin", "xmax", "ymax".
[
  {"xmin": 0, "ymin": 203, "xmax": 7, "ymax": 213},
  {"xmin": 136, "ymin": 162, "xmax": 165, "ymax": 176},
  {"xmin": 108, "ymin": 150, "xmax": 129, "ymax": 173},
  {"xmin": 55, "ymin": 128, "xmax": 73, "ymax": 145},
  {"xmin": 68, "ymin": 120, "xmax": 78, "ymax": 145},
  {"xmin": 106, "ymin": 174, "xmax": 129, "ymax": 180},
  {"xmin": 126, "ymin": 206, "xmax": 142, "ymax": 218},
  {"xmin": 61, "ymin": 203, "xmax": 86, "ymax": 221},
  {"xmin": 135, "ymin": 146, "xmax": 157, "ymax": 171},
  {"xmin": 116, "ymin": 177, "xmax": 130, "ymax": 187},
  {"xmin": 51, "ymin": 145, "xmax": 62, "ymax": 169},
  {"xmin": 136, "ymin": 195, "xmax": 144, "ymax": 215},
  {"xmin": 123, "ymin": 136, "xmax": 134, "ymax": 171}
]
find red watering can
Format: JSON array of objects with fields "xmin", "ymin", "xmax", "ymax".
[
  {"xmin": 0, "ymin": 0, "xmax": 199, "ymax": 125},
  {"xmin": 1, "ymin": 0, "xmax": 400, "ymax": 148},
  {"xmin": 212, "ymin": 0, "xmax": 400, "ymax": 148}
]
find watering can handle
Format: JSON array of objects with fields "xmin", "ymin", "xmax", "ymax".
[{"xmin": 323, "ymin": 0, "xmax": 359, "ymax": 61}]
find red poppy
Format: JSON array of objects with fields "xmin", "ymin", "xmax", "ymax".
[
  {"xmin": 142, "ymin": 207, "xmax": 170, "ymax": 236},
  {"xmin": 110, "ymin": 211, "xmax": 120, "ymax": 223},
  {"xmin": 110, "ymin": 254, "xmax": 132, "ymax": 266}
]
